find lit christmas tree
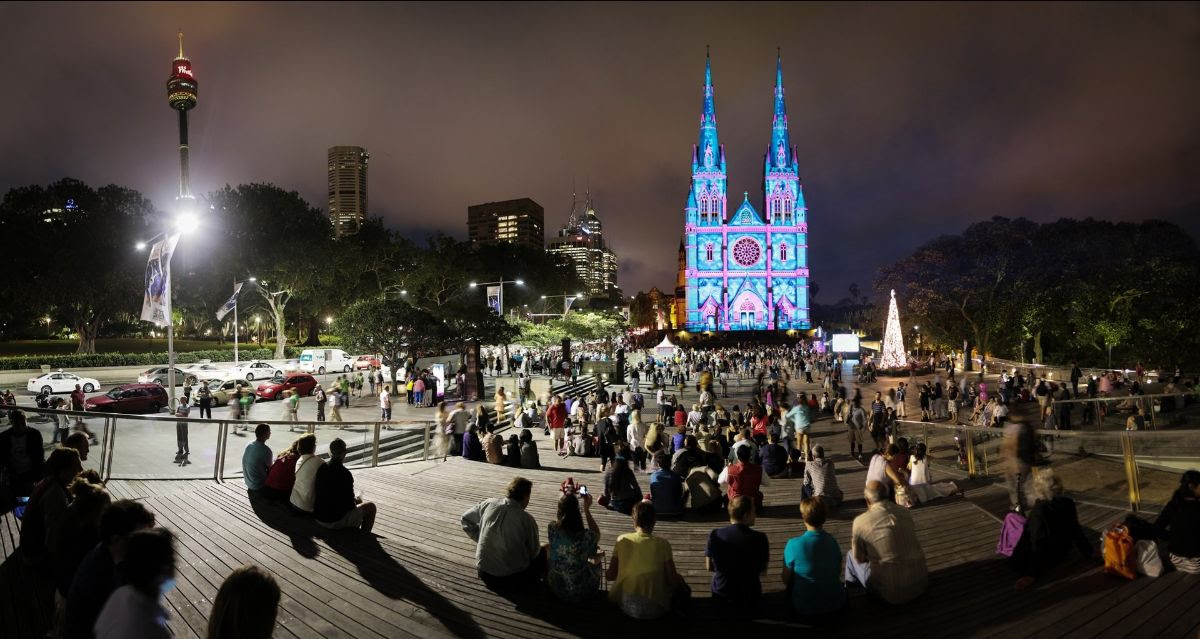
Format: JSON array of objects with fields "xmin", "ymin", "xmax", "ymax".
[{"xmin": 879, "ymin": 289, "xmax": 907, "ymax": 369}]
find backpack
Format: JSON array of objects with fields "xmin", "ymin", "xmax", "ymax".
[{"xmin": 1102, "ymin": 524, "xmax": 1136, "ymax": 579}]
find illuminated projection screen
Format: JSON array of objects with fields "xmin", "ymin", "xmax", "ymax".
[{"xmin": 831, "ymin": 334, "xmax": 860, "ymax": 353}]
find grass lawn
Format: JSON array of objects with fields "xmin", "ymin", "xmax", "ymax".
[{"xmin": 0, "ymin": 338, "xmax": 254, "ymax": 356}]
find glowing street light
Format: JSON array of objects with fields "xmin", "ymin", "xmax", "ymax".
[{"xmin": 469, "ymin": 278, "xmax": 524, "ymax": 315}]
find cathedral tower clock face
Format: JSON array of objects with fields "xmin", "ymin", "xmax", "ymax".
[{"xmin": 732, "ymin": 237, "xmax": 762, "ymax": 266}]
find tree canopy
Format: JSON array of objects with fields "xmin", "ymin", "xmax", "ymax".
[{"xmin": 876, "ymin": 216, "xmax": 1200, "ymax": 368}]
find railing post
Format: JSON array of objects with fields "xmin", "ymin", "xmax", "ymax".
[
  {"xmin": 98, "ymin": 416, "xmax": 112, "ymax": 479},
  {"xmin": 371, "ymin": 422, "xmax": 381, "ymax": 467},
  {"xmin": 214, "ymin": 421, "xmax": 227, "ymax": 483},
  {"xmin": 103, "ymin": 417, "xmax": 117, "ymax": 483},
  {"xmin": 965, "ymin": 429, "xmax": 977, "ymax": 478},
  {"xmin": 1121, "ymin": 433, "xmax": 1141, "ymax": 513}
]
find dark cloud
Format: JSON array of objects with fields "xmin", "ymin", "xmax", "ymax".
[{"xmin": 1, "ymin": 2, "xmax": 1196, "ymax": 299}]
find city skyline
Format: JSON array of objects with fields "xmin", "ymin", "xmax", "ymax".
[{"xmin": 0, "ymin": 3, "xmax": 1196, "ymax": 299}]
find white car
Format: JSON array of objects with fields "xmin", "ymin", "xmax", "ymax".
[
  {"xmin": 137, "ymin": 367, "xmax": 187, "ymax": 386},
  {"xmin": 180, "ymin": 363, "xmax": 229, "ymax": 384},
  {"xmin": 227, "ymin": 360, "xmax": 283, "ymax": 382},
  {"xmin": 28, "ymin": 371, "xmax": 101, "ymax": 394}
]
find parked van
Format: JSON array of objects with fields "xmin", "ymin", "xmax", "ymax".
[{"xmin": 298, "ymin": 349, "xmax": 352, "ymax": 374}]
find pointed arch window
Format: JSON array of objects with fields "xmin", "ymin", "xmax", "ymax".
[
  {"xmin": 705, "ymin": 243, "xmax": 715, "ymax": 261},
  {"xmin": 780, "ymin": 243, "xmax": 788, "ymax": 261}
]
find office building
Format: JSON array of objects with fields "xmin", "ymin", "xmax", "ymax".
[
  {"xmin": 467, "ymin": 198, "xmax": 545, "ymax": 250},
  {"xmin": 328, "ymin": 146, "xmax": 369, "ymax": 238},
  {"xmin": 547, "ymin": 191, "xmax": 621, "ymax": 299}
]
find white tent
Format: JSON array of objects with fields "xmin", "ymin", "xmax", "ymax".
[{"xmin": 654, "ymin": 335, "xmax": 678, "ymax": 357}]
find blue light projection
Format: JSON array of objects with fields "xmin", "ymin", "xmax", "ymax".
[{"xmin": 681, "ymin": 51, "xmax": 811, "ymax": 331}]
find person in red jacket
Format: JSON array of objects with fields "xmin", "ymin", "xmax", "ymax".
[
  {"xmin": 545, "ymin": 395, "xmax": 568, "ymax": 455},
  {"xmin": 673, "ymin": 406, "xmax": 687, "ymax": 428},
  {"xmin": 719, "ymin": 444, "xmax": 768, "ymax": 512}
]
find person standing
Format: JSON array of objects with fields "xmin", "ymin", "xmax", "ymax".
[
  {"xmin": 379, "ymin": 385, "xmax": 393, "ymax": 428},
  {"xmin": 846, "ymin": 398, "xmax": 867, "ymax": 460},
  {"xmin": 70, "ymin": 384, "xmax": 97, "ymax": 444},
  {"xmin": 546, "ymin": 395, "xmax": 568, "ymax": 455},
  {"xmin": 368, "ymin": 368, "xmax": 377, "ymax": 397},
  {"xmin": 1004, "ymin": 419, "xmax": 1036, "ymax": 513},
  {"xmin": 285, "ymin": 390, "xmax": 301, "ymax": 432},
  {"xmin": 328, "ymin": 388, "xmax": 343, "ymax": 423},
  {"xmin": 241, "ymin": 423, "xmax": 272, "ymax": 494},
  {"xmin": 174, "ymin": 401, "xmax": 191, "ymax": 465},
  {"xmin": 314, "ymin": 385, "xmax": 327, "ymax": 423},
  {"xmin": 197, "ymin": 383, "xmax": 213, "ymax": 419}
]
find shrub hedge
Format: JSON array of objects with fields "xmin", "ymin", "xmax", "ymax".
[{"xmin": 0, "ymin": 347, "xmax": 306, "ymax": 371}]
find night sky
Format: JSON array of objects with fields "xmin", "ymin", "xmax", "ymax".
[{"xmin": 1, "ymin": 3, "xmax": 1197, "ymax": 301}]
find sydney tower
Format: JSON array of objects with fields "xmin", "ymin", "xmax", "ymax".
[{"xmin": 166, "ymin": 31, "xmax": 198, "ymax": 201}]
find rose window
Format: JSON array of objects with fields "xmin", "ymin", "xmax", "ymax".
[{"xmin": 732, "ymin": 238, "xmax": 761, "ymax": 266}]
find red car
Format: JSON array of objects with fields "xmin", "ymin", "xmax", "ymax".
[
  {"xmin": 84, "ymin": 383, "xmax": 171, "ymax": 414},
  {"xmin": 255, "ymin": 373, "xmax": 318, "ymax": 401},
  {"xmin": 352, "ymin": 354, "xmax": 381, "ymax": 370}
]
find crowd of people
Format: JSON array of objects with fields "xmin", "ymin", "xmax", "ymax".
[
  {"xmin": 4, "ymin": 338, "xmax": 1199, "ymax": 634},
  {"xmin": 0, "ymin": 410, "xmax": 296, "ymax": 638}
]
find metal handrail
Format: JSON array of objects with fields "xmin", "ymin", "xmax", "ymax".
[{"xmin": 891, "ymin": 418, "xmax": 1199, "ymax": 512}]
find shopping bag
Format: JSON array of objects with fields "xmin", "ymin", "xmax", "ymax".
[
  {"xmin": 1102, "ymin": 524, "xmax": 1136, "ymax": 579},
  {"xmin": 996, "ymin": 511, "xmax": 1027, "ymax": 557},
  {"xmin": 1134, "ymin": 540, "xmax": 1163, "ymax": 578}
]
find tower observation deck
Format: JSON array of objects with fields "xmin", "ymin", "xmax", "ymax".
[{"xmin": 166, "ymin": 31, "xmax": 198, "ymax": 201}]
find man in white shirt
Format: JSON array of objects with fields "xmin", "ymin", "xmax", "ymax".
[
  {"xmin": 845, "ymin": 480, "xmax": 928, "ymax": 604},
  {"xmin": 461, "ymin": 477, "xmax": 544, "ymax": 591},
  {"xmin": 289, "ymin": 434, "xmax": 325, "ymax": 514}
]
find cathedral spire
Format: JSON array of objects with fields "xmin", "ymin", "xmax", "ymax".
[
  {"xmin": 697, "ymin": 47, "xmax": 720, "ymax": 169},
  {"xmin": 769, "ymin": 50, "xmax": 792, "ymax": 169}
]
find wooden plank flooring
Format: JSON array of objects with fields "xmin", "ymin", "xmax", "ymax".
[{"xmin": 3, "ymin": 418, "xmax": 1199, "ymax": 638}]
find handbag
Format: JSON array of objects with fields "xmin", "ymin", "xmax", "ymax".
[
  {"xmin": 996, "ymin": 511, "xmax": 1027, "ymax": 557},
  {"xmin": 894, "ymin": 484, "xmax": 914, "ymax": 508}
]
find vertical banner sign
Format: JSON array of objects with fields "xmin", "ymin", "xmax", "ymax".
[
  {"xmin": 563, "ymin": 296, "xmax": 576, "ymax": 316},
  {"xmin": 486, "ymin": 285, "xmax": 502, "ymax": 315},
  {"xmin": 216, "ymin": 282, "xmax": 243, "ymax": 321},
  {"xmin": 140, "ymin": 233, "xmax": 181, "ymax": 327}
]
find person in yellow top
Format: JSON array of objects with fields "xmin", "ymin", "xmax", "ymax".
[{"xmin": 606, "ymin": 501, "xmax": 686, "ymax": 619}]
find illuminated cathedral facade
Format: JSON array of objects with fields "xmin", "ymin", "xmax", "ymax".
[{"xmin": 678, "ymin": 52, "xmax": 811, "ymax": 332}]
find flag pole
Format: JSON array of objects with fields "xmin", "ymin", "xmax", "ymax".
[{"xmin": 233, "ymin": 279, "xmax": 239, "ymax": 366}]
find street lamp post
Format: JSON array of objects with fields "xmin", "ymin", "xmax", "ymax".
[
  {"xmin": 230, "ymin": 277, "xmax": 256, "ymax": 365},
  {"xmin": 137, "ymin": 219, "xmax": 195, "ymax": 411},
  {"xmin": 540, "ymin": 292, "xmax": 585, "ymax": 319},
  {"xmin": 469, "ymin": 278, "xmax": 524, "ymax": 316}
]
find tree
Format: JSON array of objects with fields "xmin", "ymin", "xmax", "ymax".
[
  {"xmin": 205, "ymin": 184, "xmax": 331, "ymax": 358},
  {"xmin": 0, "ymin": 179, "xmax": 155, "ymax": 352},
  {"xmin": 333, "ymin": 296, "xmax": 450, "ymax": 395},
  {"xmin": 553, "ymin": 311, "xmax": 626, "ymax": 356},
  {"xmin": 511, "ymin": 318, "xmax": 568, "ymax": 349}
]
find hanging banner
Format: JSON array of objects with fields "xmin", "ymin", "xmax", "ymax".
[
  {"xmin": 139, "ymin": 233, "xmax": 180, "ymax": 327},
  {"xmin": 486, "ymin": 285, "xmax": 502, "ymax": 315},
  {"xmin": 564, "ymin": 296, "xmax": 577, "ymax": 315},
  {"xmin": 215, "ymin": 282, "xmax": 244, "ymax": 321}
]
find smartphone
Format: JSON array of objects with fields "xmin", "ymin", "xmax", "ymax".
[{"xmin": 578, "ymin": 485, "xmax": 589, "ymax": 496}]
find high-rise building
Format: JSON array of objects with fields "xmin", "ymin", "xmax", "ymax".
[
  {"xmin": 546, "ymin": 191, "xmax": 620, "ymax": 299},
  {"xmin": 677, "ymin": 50, "xmax": 811, "ymax": 331},
  {"xmin": 327, "ymin": 146, "xmax": 368, "ymax": 238},
  {"xmin": 467, "ymin": 198, "xmax": 545, "ymax": 250},
  {"xmin": 166, "ymin": 31, "xmax": 197, "ymax": 203}
]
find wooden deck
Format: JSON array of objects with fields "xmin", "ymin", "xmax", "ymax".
[{"xmin": 3, "ymin": 420, "xmax": 1200, "ymax": 638}]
